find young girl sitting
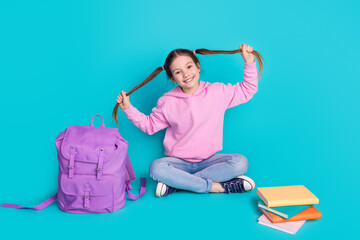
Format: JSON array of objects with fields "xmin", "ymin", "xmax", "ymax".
[{"xmin": 114, "ymin": 43, "xmax": 262, "ymax": 197}]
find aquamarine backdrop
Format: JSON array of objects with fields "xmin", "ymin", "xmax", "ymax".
[{"xmin": 0, "ymin": 0, "xmax": 358, "ymax": 239}]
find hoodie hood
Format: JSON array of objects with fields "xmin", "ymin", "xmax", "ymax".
[{"xmin": 163, "ymin": 81, "xmax": 211, "ymax": 98}]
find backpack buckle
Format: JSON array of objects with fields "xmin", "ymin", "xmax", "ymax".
[{"xmin": 83, "ymin": 195, "xmax": 90, "ymax": 209}]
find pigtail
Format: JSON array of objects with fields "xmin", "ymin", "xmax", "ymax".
[
  {"xmin": 195, "ymin": 48, "xmax": 264, "ymax": 78},
  {"xmin": 112, "ymin": 66, "xmax": 164, "ymax": 126},
  {"xmin": 113, "ymin": 46, "xmax": 264, "ymax": 125}
]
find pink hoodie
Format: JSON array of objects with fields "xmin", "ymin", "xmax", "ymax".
[{"xmin": 123, "ymin": 62, "xmax": 259, "ymax": 162}]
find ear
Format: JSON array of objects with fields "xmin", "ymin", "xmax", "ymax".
[{"xmin": 196, "ymin": 63, "xmax": 201, "ymax": 71}]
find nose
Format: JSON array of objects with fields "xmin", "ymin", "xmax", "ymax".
[{"xmin": 184, "ymin": 70, "xmax": 191, "ymax": 78}]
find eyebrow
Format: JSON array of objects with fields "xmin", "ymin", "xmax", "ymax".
[{"xmin": 172, "ymin": 62, "xmax": 194, "ymax": 72}]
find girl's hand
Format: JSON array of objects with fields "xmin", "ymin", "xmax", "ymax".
[
  {"xmin": 116, "ymin": 91, "xmax": 131, "ymax": 110},
  {"xmin": 239, "ymin": 43, "xmax": 255, "ymax": 64}
]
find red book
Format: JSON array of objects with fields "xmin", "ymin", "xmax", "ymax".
[{"xmin": 259, "ymin": 206, "xmax": 322, "ymax": 223}]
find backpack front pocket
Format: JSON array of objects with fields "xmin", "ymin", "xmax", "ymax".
[{"xmin": 58, "ymin": 174, "xmax": 120, "ymax": 213}]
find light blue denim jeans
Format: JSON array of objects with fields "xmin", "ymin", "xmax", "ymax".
[{"xmin": 149, "ymin": 154, "xmax": 249, "ymax": 193}]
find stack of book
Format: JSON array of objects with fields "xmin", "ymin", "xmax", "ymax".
[{"xmin": 256, "ymin": 185, "xmax": 322, "ymax": 235}]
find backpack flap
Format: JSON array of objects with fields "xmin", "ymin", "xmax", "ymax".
[
  {"xmin": 58, "ymin": 117, "xmax": 126, "ymax": 179},
  {"xmin": 60, "ymin": 125, "xmax": 119, "ymax": 164}
]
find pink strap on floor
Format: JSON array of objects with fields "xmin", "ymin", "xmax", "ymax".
[{"xmin": 0, "ymin": 194, "xmax": 57, "ymax": 210}]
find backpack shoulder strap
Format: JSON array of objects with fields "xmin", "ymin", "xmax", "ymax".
[
  {"xmin": 126, "ymin": 178, "xmax": 146, "ymax": 200},
  {"xmin": 125, "ymin": 154, "xmax": 136, "ymax": 186},
  {"xmin": 124, "ymin": 153, "xmax": 146, "ymax": 200}
]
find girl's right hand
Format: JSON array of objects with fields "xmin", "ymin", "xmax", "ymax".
[{"xmin": 116, "ymin": 91, "xmax": 131, "ymax": 110}]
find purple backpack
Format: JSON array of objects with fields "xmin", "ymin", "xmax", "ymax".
[{"xmin": 1, "ymin": 115, "xmax": 146, "ymax": 213}]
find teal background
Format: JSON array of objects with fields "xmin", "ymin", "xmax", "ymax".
[{"xmin": 0, "ymin": 0, "xmax": 359, "ymax": 238}]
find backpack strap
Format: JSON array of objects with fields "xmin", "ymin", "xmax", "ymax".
[
  {"xmin": 0, "ymin": 194, "xmax": 57, "ymax": 210},
  {"xmin": 124, "ymin": 154, "xmax": 146, "ymax": 200},
  {"xmin": 126, "ymin": 178, "xmax": 146, "ymax": 200},
  {"xmin": 68, "ymin": 146, "xmax": 76, "ymax": 179},
  {"xmin": 125, "ymin": 154, "xmax": 136, "ymax": 185},
  {"xmin": 96, "ymin": 148, "xmax": 105, "ymax": 180},
  {"xmin": 90, "ymin": 114, "xmax": 105, "ymax": 128}
]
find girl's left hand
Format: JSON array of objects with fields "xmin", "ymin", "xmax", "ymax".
[{"xmin": 239, "ymin": 43, "xmax": 255, "ymax": 64}]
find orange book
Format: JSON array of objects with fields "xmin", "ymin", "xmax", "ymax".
[
  {"xmin": 257, "ymin": 185, "xmax": 319, "ymax": 207},
  {"xmin": 259, "ymin": 206, "xmax": 322, "ymax": 223}
]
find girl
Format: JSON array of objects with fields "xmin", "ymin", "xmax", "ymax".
[{"xmin": 115, "ymin": 43, "xmax": 263, "ymax": 197}]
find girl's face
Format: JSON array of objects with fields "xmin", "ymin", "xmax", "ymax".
[{"xmin": 169, "ymin": 55, "xmax": 201, "ymax": 95}]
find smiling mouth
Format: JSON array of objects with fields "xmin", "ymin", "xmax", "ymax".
[{"xmin": 184, "ymin": 77, "xmax": 193, "ymax": 83}]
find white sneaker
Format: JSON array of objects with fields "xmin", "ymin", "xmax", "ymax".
[{"xmin": 155, "ymin": 182, "xmax": 178, "ymax": 197}]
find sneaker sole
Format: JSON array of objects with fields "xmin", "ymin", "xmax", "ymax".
[
  {"xmin": 155, "ymin": 182, "xmax": 166, "ymax": 197},
  {"xmin": 237, "ymin": 175, "xmax": 255, "ymax": 191}
]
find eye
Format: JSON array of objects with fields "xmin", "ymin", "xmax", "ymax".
[
  {"xmin": 175, "ymin": 71, "xmax": 180, "ymax": 75},
  {"xmin": 188, "ymin": 65, "xmax": 192, "ymax": 69}
]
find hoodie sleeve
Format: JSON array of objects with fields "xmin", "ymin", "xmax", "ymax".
[
  {"xmin": 223, "ymin": 61, "xmax": 259, "ymax": 109},
  {"xmin": 123, "ymin": 99, "xmax": 169, "ymax": 135}
]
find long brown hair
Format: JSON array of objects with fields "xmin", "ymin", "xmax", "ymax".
[{"xmin": 113, "ymin": 47, "xmax": 264, "ymax": 125}]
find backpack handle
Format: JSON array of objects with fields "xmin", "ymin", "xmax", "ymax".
[{"xmin": 90, "ymin": 115, "xmax": 105, "ymax": 128}]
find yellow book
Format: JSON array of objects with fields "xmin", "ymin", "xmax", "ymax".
[{"xmin": 257, "ymin": 185, "xmax": 319, "ymax": 207}]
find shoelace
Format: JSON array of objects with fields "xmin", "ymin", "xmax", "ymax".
[{"xmin": 222, "ymin": 178, "xmax": 245, "ymax": 193}]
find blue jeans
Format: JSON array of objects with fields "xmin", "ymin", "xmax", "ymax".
[{"xmin": 149, "ymin": 154, "xmax": 249, "ymax": 193}]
